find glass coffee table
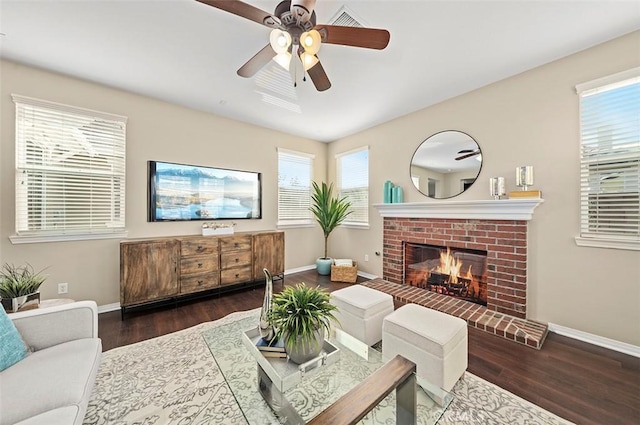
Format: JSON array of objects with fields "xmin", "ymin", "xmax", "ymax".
[{"xmin": 202, "ymin": 315, "xmax": 452, "ymax": 424}]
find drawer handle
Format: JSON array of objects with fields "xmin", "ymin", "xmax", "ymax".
[
  {"xmin": 234, "ymin": 243, "xmax": 239, "ymax": 247},
  {"xmin": 198, "ymin": 263, "xmax": 203, "ymax": 268},
  {"xmin": 197, "ymin": 280, "xmax": 204, "ymax": 286},
  {"xmin": 197, "ymin": 245, "xmax": 203, "ymax": 252},
  {"xmin": 235, "ymin": 258, "xmax": 239, "ymax": 263},
  {"xmin": 235, "ymin": 273, "xmax": 239, "ymax": 278}
]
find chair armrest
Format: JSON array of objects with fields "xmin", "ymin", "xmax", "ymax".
[{"xmin": 9, "ymin": 300, "xmax": 99, "ymax": 351}]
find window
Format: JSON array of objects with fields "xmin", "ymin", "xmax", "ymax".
[
  {"xmin": 336, "ymin": 147, "xmax": 369, "ymax": 226},
  {"xmin": 277, "ymin": 148, "xmax": 314, "ymax": 227},
  {"xmin": 575, "ymin": 68, "xmax": 640, "ymax": 250},
  {"xmin": 12, "ymin": 95, "xmax": 127, "ymax": 243}
]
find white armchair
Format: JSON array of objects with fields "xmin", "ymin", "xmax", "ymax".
[{"xmin": 1, "ymin": 301, "xmax": 102, "ymax": 425}]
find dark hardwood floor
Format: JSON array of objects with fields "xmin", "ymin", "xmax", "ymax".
[{"xmin": 98, "ymin": 270, "xmax": 640, "ymax": 425}]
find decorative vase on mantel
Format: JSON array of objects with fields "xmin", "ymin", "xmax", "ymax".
[{"xmin": 258, "ymin": 268, "xmax": 275, "ymax": 342}]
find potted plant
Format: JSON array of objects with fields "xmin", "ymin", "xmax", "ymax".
[
  {"xmin": 268, "ymin": 283, "xmax": 338, "ymax": 364},
  {"xmin": 310, "ymin": 181, "xmax": 352, "ymax": 275},
  {"xmin": 0, "ymin": 263, "xmax": 47, "ymax": 312}
]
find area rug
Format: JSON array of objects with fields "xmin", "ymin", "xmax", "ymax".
[{"xmin": 84, "ymin": 309, "xmax": 573, "ymax": 425}]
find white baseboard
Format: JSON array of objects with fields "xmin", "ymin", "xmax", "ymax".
[
  {"xmin": 357, "ymin": 271, "xmax": 378, "ymax": 280},
  {"xmin": 98, "ymin": 302, "xmax": 120, "ymax": 314},
  {"xmin": 284, "ymin": 265, "xmax": 316, "ymax": 274},
  {"xmin": 548, "ymin": 322, "xmax": 640, "ymax": 358},
  {"xmin": 284, "ymin": 264, "xmax": 378, "ymax": 281}
]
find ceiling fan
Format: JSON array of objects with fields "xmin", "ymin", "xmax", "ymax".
[
  {"xmin": 196, "ymin": 0, "xmax": 391, "ymax": 91},
  {"xmin": 455, "ymin": 149, "xmax": 481, "ymax": 161}
]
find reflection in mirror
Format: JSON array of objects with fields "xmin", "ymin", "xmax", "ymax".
[{"xmin": 410, "ymin": 131, "xmax": 482, "ymax": 199}]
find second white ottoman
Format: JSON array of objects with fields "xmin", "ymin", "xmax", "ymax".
[
  {"xmin": 330, "ymin": 285, "xmax": 394, "ymax": 346},
  {"xmin": 382, "ymin": 303, "xmax": 468, "ymax": 393}
]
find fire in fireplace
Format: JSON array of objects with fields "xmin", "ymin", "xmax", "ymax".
[{"xmin": 403, "ymin": 243, "xmax": 488, "ymax": 306}]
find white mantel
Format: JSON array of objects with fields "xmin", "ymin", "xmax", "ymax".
[{"xmin": 373, "ymin": 199, "xmax": 544, "ymax": 221}]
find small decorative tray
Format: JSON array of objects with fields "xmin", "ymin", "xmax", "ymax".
[{"xmin": 241, "ymin": 327, "xmax": 340, "ymax": 393}]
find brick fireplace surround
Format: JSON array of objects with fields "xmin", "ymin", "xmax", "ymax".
[{"xmin": 373, "ymin": 200, "xmax": 548, "ymax": 349}]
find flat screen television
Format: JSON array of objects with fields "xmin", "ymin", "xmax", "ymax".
[{"xmin": 148, "ymin": 160, "xmax": 261, "ymax": 221}]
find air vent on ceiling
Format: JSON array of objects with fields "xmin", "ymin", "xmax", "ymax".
[
  {"xmin": 328, "ymin": 6, "xmax": 364, "ymax": 27},
  {"xmin": 254, "ymin": 63, "xmax": 302, "ymax": 114}
]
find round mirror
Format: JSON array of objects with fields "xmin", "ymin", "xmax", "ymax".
[{"xmin": 410, "ymin": 130, "xmax": 482, "ymax": 199}]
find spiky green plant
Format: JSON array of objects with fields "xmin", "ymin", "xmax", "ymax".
[
  {"xmin": 268, "ymin": 283, "xmax": 338, "ymax": 349},
  {"xmin": 0, "ymin": 263, "xmax": 47, "ymax": 298},
  {"xmin": 310, "ymin": 181, "xmax": 352, "ymax": 259}
]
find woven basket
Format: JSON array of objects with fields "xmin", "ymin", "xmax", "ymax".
[{"xmin": 331, "ymin": 261, "xmax": 358, "ymax": 283}]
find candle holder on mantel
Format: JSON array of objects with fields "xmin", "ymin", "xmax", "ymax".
[
  {"xmin": 510, "ymin": 166, "xmax": 542, "ymax": 199},
  {"xmin": 489, "ymin": 177, "xmax": 506, "ymax": 200}
]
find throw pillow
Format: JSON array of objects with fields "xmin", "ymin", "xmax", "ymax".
[{"xmin": 0, "ymin": 305, "xmax": 28, "ymax": 371}]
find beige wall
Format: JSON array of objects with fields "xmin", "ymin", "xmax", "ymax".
[
  {"xmin": 2, "ymin": 32, "xmax": 639, "ymax": 347},
  {"xmin": 0, "ymin": 60, "xmax": 328, "ymax": 307},
  {"xmin": 328, "ymin": 31, "xmax": 640, "ymax": 346}
]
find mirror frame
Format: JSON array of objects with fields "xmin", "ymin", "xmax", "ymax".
[{"xmin": 410, "ymin": 130, "xmax": 483, "ymax": 199}]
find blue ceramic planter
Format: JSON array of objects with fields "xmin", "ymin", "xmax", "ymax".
[{"xmin": 316, "ymin": 258, "xmax": 332, "ymax": 275}]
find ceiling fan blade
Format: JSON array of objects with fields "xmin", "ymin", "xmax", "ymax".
[
  {"xmin": 196, "ymin": 0, "xmax": 282, "ymax": 29},
  {"xmin": 307, "ymin": 59, "xmax": 331, "ymax": 91},
  {"xmin": 314, "ymin": 25, "xmax": 390, "ymax": 49},
  {"xmin": 455, "ymin": 151, "xmax": 480, "ymax": 161},
  {"xmin": 237, "ymin": 44, "xmax": 275, "ymax": 77}
]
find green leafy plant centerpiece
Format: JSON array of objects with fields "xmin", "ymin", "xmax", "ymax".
[
  {"xmin": 310, "ymin": 181, "xmax": 352, "ymax": 275},
  {"xmin": 0, "ymin": 263, "xmax": 47, "ymax": 312},
  {"xmin": 268, "ymin": 283, "xmax": 338, "ymax": 364}
]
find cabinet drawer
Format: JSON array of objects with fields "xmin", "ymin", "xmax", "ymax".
[
  {"xmin": 220, "ymin": 266, "xmax": 253, "ymax": 285},
  {"xmin": 181, "ymin": 256, "xmax": 219, "ymax": 275},
  {"xmin": 181, "ymin": 238, "xmax": 219, "ymax": 257},
  {"xmin": 220, "ymin": 250, "xmax": 252, "ymax": 269},
  {"xmin": 180, "ymin": 274, "xmax": 219, "ymax": 294},
  {"xmin": 220, "ymin": 235, "xmax": 252, "ymax": 251}
]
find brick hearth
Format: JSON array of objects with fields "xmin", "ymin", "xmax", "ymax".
[
  {"xmin": 384, "ymin": 217, "xmax": 528, "ymax": 318},
  {"xmin": 363, "ymin": 278, "xmax": 548, "ymax": 349}
]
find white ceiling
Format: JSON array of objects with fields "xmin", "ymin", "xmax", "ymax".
[{"xmin": 1, "ymin": 0, "xmax": 638, "ymax": 143}]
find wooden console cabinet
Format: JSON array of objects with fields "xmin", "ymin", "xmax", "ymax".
[{"xmin": 120, "ymin": 230, "xmax": 284, "ymax": 317}]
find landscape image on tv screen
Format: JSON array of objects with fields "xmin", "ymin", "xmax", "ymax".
[{"xmin": 150, "ymin": 161, "xmax": 261, "ymax": 221}]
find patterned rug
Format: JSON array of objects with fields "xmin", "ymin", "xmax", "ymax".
[{"xmin": 84, "ymin": 309, "xmax": 573, "ymax": 425}]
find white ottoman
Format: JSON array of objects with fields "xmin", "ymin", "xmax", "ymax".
[
  {"xmin": 382, "ymin": 304, "xmax": 467, "ymax": 393},
  {"xmin": 330, "ymin": 285, "xmax": 395, "ymax": 346}
]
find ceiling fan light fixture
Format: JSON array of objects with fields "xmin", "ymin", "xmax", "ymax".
[
  {"xmin": 273, "ymin": 51, "xmax": 292, "ymax": 71},
  {"xmin": 300, "ymin": 29, "xmax": 321, "ymax": 55},
  {"xmin": 300, "ymin": 52, "xmax": 319, "ymax": 71},
  {"xmin": 269, "ymin": 29, "xmax": 292, "ymax": 54}
]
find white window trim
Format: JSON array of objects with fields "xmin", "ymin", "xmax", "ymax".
[
  {"xmin": 574, "ymin": 68, "xmax": 640, "ymax": 251},
  {"xmin": 575, "ymin": 67, "xmax": 640, "ymax": 95},
  {"xmin": 341, "ymin": 222, "xmax": 370, "ymax": 230},
  {"xmin": 276, "ymin": 147, "xmax": 315, "ymax": 229},
  {"xmin": 12, "ymin": 94, "xmax": 127, "ymax": 243},
  {"xmin": 336, "ymin": 146, "xmax": 370, "ymax": 227},
  {"xmin": 10, "ymin": 231, "xmax": 129, "ymax": 245},
  {"xmin": 574, "ymin": 236, "xmax": 639, "ymax": 251}
]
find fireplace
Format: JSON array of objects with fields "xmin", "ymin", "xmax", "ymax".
[
  {"xmin": 373, "ymin": 200, "xmax": 548, "ymax": 348},
  {"xmin": 382, "ymin": 217, "xmax": 529, "ymax": 318},
  {"xmin": 404, "ymin": 243, "xmax": 488, "ymax": 306}
]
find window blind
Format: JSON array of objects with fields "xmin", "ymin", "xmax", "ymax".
[
  {"xmin": 577, "ymin": 70, "xmax": 640, "ymax": 245},
  {"xmin": 337, "ymin": 147, "xmax": 369, "ymax": 225},
  {"xmin": 13, "ymin": 95, "xmax": 127, "ymax": 237},
  {"xmin": 277, "ymin": 148, "xmax": 314, "ymax": 226}
]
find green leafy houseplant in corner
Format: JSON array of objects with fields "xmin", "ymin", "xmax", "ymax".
[
  {"xmin": 268, "ymin": 283, "xmax": 338, "ymax": 364},
  {"xmin": 0, "ymin": 263, "xmax": 47, "ymax": 312},
  {"xmin": 310, "ymin": 181, "xmax": 352, "ymax": 275}
]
